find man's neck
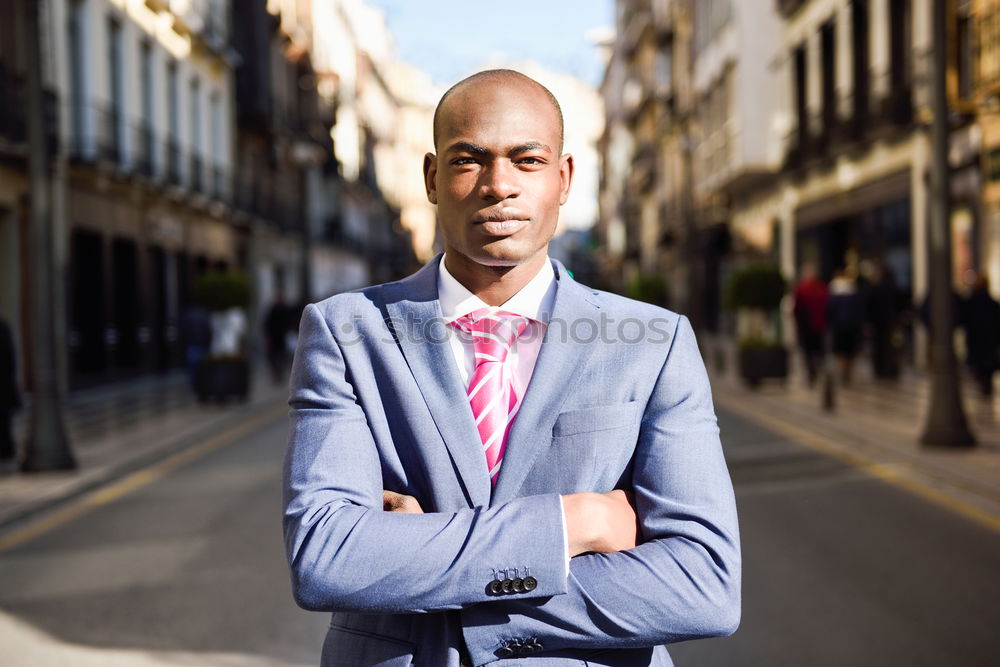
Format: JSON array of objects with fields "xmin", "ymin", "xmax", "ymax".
[{"xmin": 443, "ymin": 251, "xmax": 549, "ymax": 307}]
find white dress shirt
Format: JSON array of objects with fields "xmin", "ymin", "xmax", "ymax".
[
  {"xmin": 438, "ymin": 254, "xmax": 556, "ymax": 395},
  {"xmin": 437, "ymin": 254, "xmax": 570, "ymax": 573}
]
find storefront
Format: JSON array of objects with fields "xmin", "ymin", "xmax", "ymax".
[{"xmin": 66, "ymin": 178, "xmax": 241, "ymax": 388}]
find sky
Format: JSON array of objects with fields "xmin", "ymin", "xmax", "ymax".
[{"xmin": 364, "ymin": 0, "xmax": 614, "ymax": 88}]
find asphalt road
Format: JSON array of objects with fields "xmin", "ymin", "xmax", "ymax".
[
  {"xmin": 0, "ymin": 417, "xmax": 328, "ymax": 666},
  {"xmin": 671, "ymin": 410, "xmax": 1000, "ymax": 667},
  {"xmin": 0, "ymin": 408, "xmax": 998, "ymax": 666}
]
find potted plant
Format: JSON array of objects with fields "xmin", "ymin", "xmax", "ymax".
[
  {"xmin": 626, "ymin": 273, "xmax": 670, "ymax": 307},
  {"xmin": 724, "ymin": 263, "xmax": 788, "ymax": 387},
  {"xmin": 192, "ymin": 270, "xmax": 252, "ymax": 402}
]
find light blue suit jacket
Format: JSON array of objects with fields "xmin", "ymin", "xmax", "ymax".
[{"xmin": 283, "ymin": 256, "xmax": 740, "ymax": 666}]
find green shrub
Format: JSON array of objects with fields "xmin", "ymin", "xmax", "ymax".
[
  {"xmin": 724, "ymin": 263, "xmax": 786, "ymax": 313},
  {"xmin": 627, "ymin": 274, "xmax": 669, "ymax": 307},
  {"xmin": 193, "ymin": 271, "xmax": 251, "ymax": 311}
]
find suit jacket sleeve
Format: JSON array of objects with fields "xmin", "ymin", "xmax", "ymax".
[
  {"xmin": 460, "ymin": 316, "xmax": 741, "ymax": 664},
  {"xmin": 283, "ymin": 303, "xmax": 569, "ymax": 613}
]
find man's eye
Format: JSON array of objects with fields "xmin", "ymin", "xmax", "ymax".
[
  {"xmin": 452, "ymin": 157, "xmax": 477, "ymax": 165},
  {"xmin": 517, "ymin": 157, "xmax": 544, "ymax": 165}
]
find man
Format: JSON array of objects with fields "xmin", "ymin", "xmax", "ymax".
[
  {"xmin": 264, "ymin": 291, "xmax": 293, "ymax": 384},
  {"xmin": 960, "ymin": 273, "xmax": 1000, "ymax": 396},
  {"xmin": 792, "ymin": 263, "xmax": 829, "ymax": 386},
  {"xmin": 283, "ymin": 70, "xmax": 740, "ymax": 666}
]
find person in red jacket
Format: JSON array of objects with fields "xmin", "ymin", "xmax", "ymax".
[{"xmin": 793, "ymin": 263, "xmax": 829, "ymax": 386}]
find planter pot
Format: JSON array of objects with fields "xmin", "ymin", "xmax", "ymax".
[
  {"xmin": 194, "ymin": 358, "xmax": 250, "ymax": 402},
  {"xmin": 738, "ymin": 346, "xmax": 788, "ymax": 388}
]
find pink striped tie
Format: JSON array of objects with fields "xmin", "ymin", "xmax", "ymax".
[{"xmin": 451, "ymin": 308, "xmax": 530, "ymax": 485}]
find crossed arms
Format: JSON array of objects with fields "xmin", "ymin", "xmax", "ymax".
[
  {"xmin": 283, "ymin": 303, "xmax": 741, "ymax": 663},
  {"xmin": 384, "ymin": 487, "xmax": 639, "ymax": 557}
]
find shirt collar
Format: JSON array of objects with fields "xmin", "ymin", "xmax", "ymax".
[{"xmin": 438, "ymin": 254, "xmax": 556, "ymax": 325}]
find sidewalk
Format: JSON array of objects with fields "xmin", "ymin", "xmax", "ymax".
[
  {"xmin": 0, "ymin": 369, "xmax": 289, "ymax": 531},
  {"xmin": 710, "ymin": 356, "xmax": 1000, "ymax": 529}
]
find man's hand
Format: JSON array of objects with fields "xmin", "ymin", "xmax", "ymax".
[
  {"xmin": 562, "ymin": 490, "xmax": 638, "ymax": 557},
  {"xmin": 383, "ymin": 490, "xmax": 424, "ymax": 514}
]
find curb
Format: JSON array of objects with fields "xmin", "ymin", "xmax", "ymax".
[
  {"xmin": 0, "ymin": 392, "xmax": 288, "ymax": 537},
  {"xmin": 712, "ymin": 378, "xmax": 1000, "ymax": 533}
]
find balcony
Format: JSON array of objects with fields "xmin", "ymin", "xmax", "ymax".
[
  {"xmin": 189, "ymin": 154, "xmax": 203, "ymax": 193},
  {"xmin": 0, "ymin": 65, "xmax": 59, "ymax": 156},
  {"xmin": 210, "ymin": 164, "xmax": 229, "ymax": 203},
  {"xmin": 97, "ymin": 105, "xmax": 123, "ymax": 164},
  {"xmin": 165, "ymin": 137, "xmax": 182, "ymax": 187},
  {"xmin": 132, "ymin": 123, "xmax": 155, "ymax": 178}
]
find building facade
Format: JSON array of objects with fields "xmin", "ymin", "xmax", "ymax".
[
  {"xmin": 600, "ymin": 0, "xmax": 995, "ymax": 365},
  {"xmin": 2, "ymin": 0, "xmax": 421, "ymax": 398},
  {"xmin": 52, "ymin": 0, "xmax": 240, "ymax": 388}
]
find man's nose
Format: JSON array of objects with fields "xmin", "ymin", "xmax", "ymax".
[{"xmin": 478, "ymin": 161, "xmax": 520, "ymax": 201}]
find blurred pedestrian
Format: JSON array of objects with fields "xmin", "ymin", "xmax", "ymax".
[
  {"xmin": 180, "ymin": 303, "xmax": 212, "ymax": 388},
  {"xmin": 827, "ymin": 268, "xmax": 865, "ymax": 385},
  {"xmin": 919, "ymin": 287, "xmax": 963, "ymax": 368},
  {"xmin": 867, "ymin": 264, "xmax": 902, "ymax": 379},
  {"xmin": 264, "ymin": 292, "xmax": 292, "ymax": 384},
  {"xmin": 0, "ymin": 315, "xmax": 20, "ymax": 471},
  {"xmin": 960, "ymin": 273, "xmax": 1000, "ymax": 397},
  {"xmin": 793, "ymin": 263, "xmax": 829, "ymax": 386}
]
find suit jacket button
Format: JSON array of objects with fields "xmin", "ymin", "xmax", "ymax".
[
  {"xmin": 523, "ymin": 575, "xmax": 538, "ymax": 591},
  {"xmin": 488, "ymin": 579, "xmax": 503, "ymax": 595},
  {"xmin": 496, "ymin": 646, "xmax": 514, "ymax": 658},
  {"xmin": 501, "ymin": 578, "xmax": 514, "ymax": 593},
  {"xmin": 512, "ymin": 577, "xmax": 525, "ymax": 592}
]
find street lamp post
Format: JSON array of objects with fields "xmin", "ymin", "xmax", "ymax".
[
  {"xmin": 919, "ymin": 0, "xmax": 975, "ymax": 448},
  {"xmin": 17, "ymin": 0, "xmax": 76, "ymax": 471}
]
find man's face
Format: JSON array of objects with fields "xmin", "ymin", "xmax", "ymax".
[{"xmin": 424, "ymin": 79, "xmax": 573, "ymax": 271}]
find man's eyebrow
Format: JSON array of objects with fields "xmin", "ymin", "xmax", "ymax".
[
  {"xmin": 445, "ymin": 141, "xmax": 490, "ymax": 155},
  {"xmin": 509, "ymin": 141, "xmax": 552, "ymax": 155}
]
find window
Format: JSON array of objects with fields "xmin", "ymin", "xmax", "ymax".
[
  {"xmin": 821, "ymin": 19, "xmax": 836, "ymax": 142},
  {"xmin": 209, "ymin": 90, "xmax": 223, "ymax": 198},
  {"xmin": 139, "ymin": 40, "xmax": 154, "ymax": 174},
  {"xmin": 956, "ymin": 10, "xmax": 973, "ymax": 101},
  {"xmin": 107, "ymin": 16, "xmax": 124, "ymax": 162},
  {"xmin": 167, "ymin": 61, "xmax": 179, "ymax": 139},
  {"xmin": 888, "ymin": 0, "xmax": 912, "ymax": 87},
  {"xmin": 794, "ymin": 44, "xmax": 808, "ymax": 151},
  {"xmin": 189, "ymin": 76, "xmax": 202, "ymax": 191},
  {"xmin": 68, "ymin": 0, "xmax": 86, "ymax": 156},
  {"xmin": 887, "ymin": 0, "xmax": 913, "ymax": 123},
  {"xmin": 851, "ymin": 0, "xmax": 870, "ymax": 129},
  {"xmin": 166, "ymin": 60, "xmax": 180, "ymax": 184}
]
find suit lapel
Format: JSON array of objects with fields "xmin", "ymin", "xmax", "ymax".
[
  {"xmin": 491, "ymin": 260, "xmax": 601, "ymax": 505},
  {"xmin": 380, "ymin": 257, "xmax": 492, "ymax": 509}
]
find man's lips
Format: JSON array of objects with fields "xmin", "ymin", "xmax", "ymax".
[{"xmin": 473, "ymin": 208, "xmax": 530, "ymax": 237}]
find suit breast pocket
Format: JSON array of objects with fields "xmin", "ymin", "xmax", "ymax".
[
  {"xmin": 535, "ymin": 402, "xmax": 641, "ymax": 493},
  {"xmin": 552, "ymin": 401, "xmax": 641, "ymax": 437}
]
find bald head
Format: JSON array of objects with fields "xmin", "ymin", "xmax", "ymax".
[{"xmin": 432, "ymin": 69, "xmax": 565, "ymax": 153}]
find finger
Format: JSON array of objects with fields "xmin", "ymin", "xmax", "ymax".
[{"xmin": 383, "ymin": 490, "xmax": 403, "ymax": 511}]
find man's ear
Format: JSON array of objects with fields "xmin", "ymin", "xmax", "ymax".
[
  {"xmin": 423, "ymin": 153, "xmax": 438, "ymax": 204},
  {"xmin": 558, "ymin": 153, "xmax": 575, "ymax": 205}
]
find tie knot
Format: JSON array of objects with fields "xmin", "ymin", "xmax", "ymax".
[{"xmin": 451, "ymin": 308, "xmax": 530, "ymax": 363}]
